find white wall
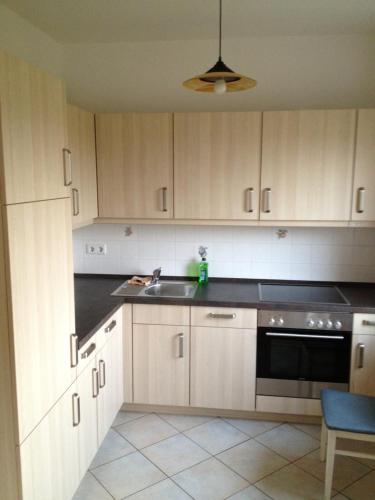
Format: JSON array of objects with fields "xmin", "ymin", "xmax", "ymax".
[
  {"xmin": 73, "ymin": 224, "xmax": 375, "ymax": 282},
  {"xmin": 0, "ymin": 4, "xmax": 62, "ymax": 76}
]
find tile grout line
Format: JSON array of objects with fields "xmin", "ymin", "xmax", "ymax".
[
  {"xmin": 88, "ymin": 469, "xmax": 116, "ymax": 500},
  {"xmin": 89, "ymin": 449, "xmax": 139, "ymax": 472},
  {"xmin": 340, "ymin": 468, "xmax": 375, "ymax": 497}
]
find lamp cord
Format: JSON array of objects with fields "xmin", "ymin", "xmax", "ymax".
[{"xmin": 218, "ymin": 0, "xmax": 222, "ymax": 60}]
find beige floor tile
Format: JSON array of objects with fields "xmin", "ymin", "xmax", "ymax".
[
  {"xmin": 256, "ymin": 423, "xmax": 320, "ymax": 461},
  {"xmin": 217, "ymin": 439, "xmax": 288, "ymax": 483},
  {"xmin": 184, "ymin": 419, "xmax": 249, "ymax": 455},
  {"xmin": 256, "ymin": 463, "xmax": 334, "ymax": 500},
  {"xmin": 112, "ymin": 411, "xmax": 146, "ymax": 427},
  {"xmin": 92, "ymin": 451, "xmax": 165, "ymax": 499},
  {"xmin": 295, "ymin": 449, "xmax": 370, "ymax": 491},
  {"xmin": 142, "ymin": 433, "xmax": 210, "ymax": 476},
  {"xmin": 90, "ymin": 428, "xmax": 136, "ymax": 469},
  {"xmin": 173, "ymin": 457, "xmax": 249, "ymax": 500},
  {"xmin": 116, "ymin": 414, "xmax": 178, "ymax": 449},
  {"xmin": 126, "ymin": 478, "xmax": 191, "ymax": 499},
  {"xmin": 159, "ymin": 413, "xmax": 215, "ymax": 431},
  {"xmin": 227, "ymin": 485, "xmax": 273, "ymax": 499},
  {"xmin": 224, "ymin": 418, "xmax": 281, "ymax": 437},
  {"xmin": 332, "ymin": 495, "xmax": 350, "ymax": 500},
  {"xmin": 292, "ymin": 423, "xmax": 322, "ymax": 440},
  {"xmin": 337, "ymin": 438, "xmax": 375, "ymax": 469},
  {"xmin": 342, "ymin": 470, "xmax": 375, "ymax": 500},
  {"xmin": 72, "ymin": 472, "xmax": 112, "ymax": 500}
]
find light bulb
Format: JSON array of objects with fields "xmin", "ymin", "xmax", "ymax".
[{"xmin": 214, "ymin": 78, "xmax": 227, "ymax": 94}]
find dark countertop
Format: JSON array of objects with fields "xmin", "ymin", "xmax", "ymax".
[{"xmin": 74, "ymin": 274, "xmax": 375, "ymax": 348}]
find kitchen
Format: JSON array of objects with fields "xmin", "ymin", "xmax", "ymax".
[{"xmin": 0, "ymin": 1, "xmax": 375, "ymax": 499}]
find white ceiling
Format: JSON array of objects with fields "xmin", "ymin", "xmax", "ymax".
[{"xmin": 2, "ymin": 0, "xmax": 375, "ymax": 43}]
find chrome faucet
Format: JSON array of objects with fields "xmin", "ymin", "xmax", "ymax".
[{"xmin": 150, "ymin": 267, "xmax": 162, "ymax": 285}]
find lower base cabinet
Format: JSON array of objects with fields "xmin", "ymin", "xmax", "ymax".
[
  {"xmin": 19, "ymin": 384, "xmax": 80, "ymax": 500},
  {"xmin": 350, "ymin": 334, "xmax": 375, "ymax": 397},
  {"xmin": 190, "ymin": 327, "xmax": 256, "ymax": 411},
  {"xmin": 133, "ymin": 324, "xmax": 190, "ymax": 406}
]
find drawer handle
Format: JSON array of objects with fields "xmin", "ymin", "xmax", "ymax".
[
  {"xmin": 178, "ymin": 333, "xmax": 184, "ymax": 358},
  {"xmin": 357, "ymin": 343, "xmax": 365, "ymax": 369},
  {"xmin": 208, "ymin": 313, "xmax": 237, "ymax": 319},
  {"xmin": 92, "ymin": 368, "xmax": 99, "ymax": 398},
  {"xmin": 362, "ymin": 320, "xmax": 375, "ymax": 326},
  {"xmin": 356, "ymin": 187, "xmax": 365, "ymax": 213},
  {"xmin": 72, "ymin": 393, "xmax": 80, "ymax": 427},
  {"xmin": 105, "ymin": 320, "xmax": 117, "ymax": 333},
  {"xmin": 70, "ymin": 334, "xmax": 78, "ymax": 367},
  {"xmin": 63, "ymin": 148, "xmax": 72, "ymax": 186},
  {"xmin": 161, "ymin": 187, "xmax": 168, "ymax": 212},
  {"xmin": 72, "ymin": 188, "xmax": 80, "ymax": 216},
  {"xmin": 81, "ymin": 342, "xmax": 96, "ymax": 359},
  {"xmin": 99, "ymin": 360, "xmax": 106, "ymax": 388},
  {"xmin": 262, "ymin": 188, "xmax": 271, "ymax": 213},
  {"xmin": 245, "ymin": 188, "xmax": 254, "ymax": 213}
]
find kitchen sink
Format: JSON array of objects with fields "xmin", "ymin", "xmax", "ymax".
[{"xmin": 138, "ymin": 281, "xmax": 197, "ymax": 299}]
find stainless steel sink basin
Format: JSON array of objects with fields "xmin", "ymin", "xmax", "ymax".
[{"xmin": 138, "ymin": 281, "xmax": 197, "ymax": 299}]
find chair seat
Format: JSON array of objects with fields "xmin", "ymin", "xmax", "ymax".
[{"xmin": 321, "ymin": 389, "xmax": 375, "ymax": 435}]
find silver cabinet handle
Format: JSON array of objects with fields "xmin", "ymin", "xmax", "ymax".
[
  {"xmin": 70, "ymin": 334, "xmax": 78, "ymax": 367},
  {"xmin": 245, "ymin": 188, "xmax": 254, "ymax": 213},
  {"xmin": 208, "ymin": 313, "xmax": 237, "ymax": 319},
  {"xmin": 357, "ymin": 343, "xmax": 365, "ymax": 369},
  {"xmin": 262, "ymin": 188, "xmax": 271, "ymax": 213},
  {"xmin": 362, "ymin": 320, "xmax": 375, "ymax": 326},
  {"xmin": 72, "ymin": 188, "xmax": 80, "ymax": 216},
  {"xmin": 92, "ymin": 368, "xmax": 99, "ymax": 398},
  {"xmin": 81, "ymin": 342, "xmax": 96, "ymax": 359},
  {"xmin": 63, "ymin": 148, "xmax": 72, "ymax": 186},
  {"xmin": 356, "ymin": 187, "xmax": 365, "ymax": 213},
  {"xmin": 99, "ymin": 360, "xmax": 106, "ymax": 388},
  {"xmin": 178, "ymin": 333, "xmax": 184, "ymax": 358},
  {"xmin": 161, "ymin": 187, "xmax": 168, "ymax": 212},
  {"xmin": 72, "ymin": 393, "xmax": 80, "ymax": 427},
  {"xmin": 265, "ymin": 332, "xmax": 344, "ymax": 340},
  {"xmin": 105, "ymin": 320, "xmax": 117, "ymax": 333}
]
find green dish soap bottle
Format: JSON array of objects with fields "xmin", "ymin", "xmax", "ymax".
[{"xmin": 198, "ymin": 246, "xmax": 209, "ymax": 285}]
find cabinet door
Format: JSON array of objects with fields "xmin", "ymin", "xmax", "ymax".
[
  {"xmin": 191, "ymin": 327, "xmax": 256, "ymax": 411},
  {"xmin": 0, "ymin": 49, "xmax": 69, "ymax": 204},
  {"xmin": 174, "ymin": 112, "xmax": 261, "ymax": 219},
  {"xmin": 77, "ymin": 357, "xmax": 99, "ymax": 476},
  {"xmin": 19, "ymin": 383, "xmax": 80, "ymax": 500},
  {"xmin": 97, "ymin": 322, "xmax": 124, "ymax": 443},
  {"xmin": 133, "ymin": 324, "xmax": 190, "ymax": 406},
  {"xmin": 5, "ymin": 198, "xmax": 75, "ymax": 442},
  {"xmin": 350, "ymin": 334, "xmax": 375, "ymax": 397},
  {"xmin": 352, "ymin": 109, "xmax": 375, "ymax": 221},
  {"xmin": 260, "ymin": 110, "xmax": 356, "ymax": 221},
  {"xmin": 67, "ymin": 104, "xmax": 98, "ymax": 226},
  {"xmin": 96, "ymin": 113, "xmax": 173, "ymax": 218}
]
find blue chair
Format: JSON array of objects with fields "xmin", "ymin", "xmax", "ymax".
[{"xmin": 320, "ymin": 389, "xmax": 375, "ymax": 499}]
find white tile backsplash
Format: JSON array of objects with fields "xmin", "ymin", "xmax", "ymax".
[{"xmin": 73, "ymin": 224, "xmax": 375, "ymax": 282}]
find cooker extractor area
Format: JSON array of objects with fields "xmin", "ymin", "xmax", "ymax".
[{"xmin": 256, "ymin": 310, "xmax": 353, "ymax": 399}]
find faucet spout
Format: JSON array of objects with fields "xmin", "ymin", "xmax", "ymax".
[{"xmin": 151, "ymin": 267, "xmax": 162, "ymax": 285}]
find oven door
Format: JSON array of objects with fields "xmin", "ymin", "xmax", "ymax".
[{"xmin": 256, "ymin": 327, "xmax": 351, "ymax": 398}]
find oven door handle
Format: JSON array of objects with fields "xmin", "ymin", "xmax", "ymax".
[{"xmin": 265, "ymin": 332, "xmax": 345, "ymax": 340}]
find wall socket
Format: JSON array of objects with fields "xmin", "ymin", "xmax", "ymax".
[{"xmin": 86, "ymin": 243, "xmax": 107, "ymax": 255}]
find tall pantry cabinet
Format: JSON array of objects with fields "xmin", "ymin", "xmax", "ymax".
[{"xmin": 0, "ymin": 49, "xmax": 76, "ymax": 499}]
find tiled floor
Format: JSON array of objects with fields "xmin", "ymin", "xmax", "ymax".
[{"xmin": 73, "ymin": 411, "xmax": 375, "ymax": 500}]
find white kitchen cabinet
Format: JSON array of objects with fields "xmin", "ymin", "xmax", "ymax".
[
  {"xmin": 19, "ymin": 382, "xmax": 80, "ymax": 500},
  {"xmin": 350, "ymin": 334, "xmax": 375, "ymax": 397}
]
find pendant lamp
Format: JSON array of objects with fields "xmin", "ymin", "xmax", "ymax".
[{"xmin": 183, "ymin": 0, "xmax": 257, "ymax": 94}]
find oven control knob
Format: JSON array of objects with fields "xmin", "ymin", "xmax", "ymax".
[
  {"xmin": 316, "ymin": 320, "xmax": 324, "ymax": 329},
  {"xmin": 326, "ymin": 320, "xmax": 333, "ymax": 329},
  {"xmin": 306, "ymin": 319, "xmax": 315, "ymax": 328},
  {"xmin": 334, "ymin": 320, "xmax": 342, "ymax": 330},
  {"xmin": 269, "ymin": 317, "xmax": 276, "ymax": 326},
  {"xmin": 277, "ymin": 317, "xmax": 284, "ymax": 326}
]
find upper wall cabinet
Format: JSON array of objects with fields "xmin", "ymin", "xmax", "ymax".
[
  {"xmin": 67, "ymin": 105, "xmax": 98, "ymax": 226},
  {"xmin": 260, "ymin": 110, "xmax": 356, "ymax": 221},
  {"xmin": 174, "ymin": 112, "xmax": 261, "ymax": 219},
  {"xmin": 351, "ymin": 109, "xmax": 375, "ymax": 221},
  {"xmin": 96, "ymin": 113, "xmax": 173, "ymax": 218},
  {"xmin": 0, "ymin": 49, "xmax": 69, "ymax": 205}
]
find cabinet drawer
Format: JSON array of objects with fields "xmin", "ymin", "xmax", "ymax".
[
  {"xmin": 353, "ymin": 314, "xmax": 375, "ymax": 335},
  {"xmin": 191, "ymin": 306, "xmax": 257, "ymax": 329},
  {"xmin": 133, "ymin": 304, "xmax": 189, "ymax": 325},
  {"xmin": 256, "ymin": 395, "xmax": 322, "ymax": 416}
]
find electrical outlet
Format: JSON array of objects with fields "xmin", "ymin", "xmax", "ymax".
[{"xmin": 85, "ymin": 243, "xmax": 107, "ymax": 255}]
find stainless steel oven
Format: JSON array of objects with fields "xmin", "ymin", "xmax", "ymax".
[{"xmin": 256, "ymin": 310, "xmax": 353, "ymax": 399}]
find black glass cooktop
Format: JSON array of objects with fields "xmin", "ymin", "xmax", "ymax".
[{"xmin": 259, "ymin": 284, "xmax": 350, "ymax": 305}]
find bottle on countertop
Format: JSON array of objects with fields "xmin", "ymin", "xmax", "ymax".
[{"xmin": 198, "ymin": 246, "xmax": 208, "ymax": 285}]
